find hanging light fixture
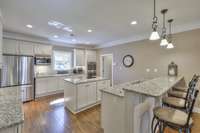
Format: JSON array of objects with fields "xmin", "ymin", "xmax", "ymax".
[
  {"xmin": 167, "ymin": 19, "xmax": 174, "ymax": 49},
  {"xmin": 149, "ymin": 0, "xmax": 160, "ymax": 40},
  {"xmin": 160, "ymin": 9, "xmax": 168, "ymax": 46}
]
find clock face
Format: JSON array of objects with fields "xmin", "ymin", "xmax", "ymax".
[{"xmin": 123, "ymin": 55, "xmax": 134, "ymax": 67}]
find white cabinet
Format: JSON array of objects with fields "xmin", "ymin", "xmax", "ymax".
[
  {"xmin": 36, "ymin": 78, "xmax": 48, "ymax": 97},
  {"xmin": 3, "ymin": 38, "xmax": 20, "ymax": 55},
  {"xmin": 87, "ymin": 82, "xmax": 97, "ymax": 104},
  {"xmin": 86, "ymin": 50, "xmax": 97, "ymax": 62},
  {"xmin": 19, "ymin": 41, "xmax": 34, "ymax": 56},
  {"xmin": 35, "ymin": 76, "xmax": 65, "ymax": 98},
  {"xmin": 77, "ymin": 84, "xmax": 88, "ymax": 109},
  {"xmin": 47, "ymin": 77, "xmax": 59, "ymax": 92},
  {"xmin": 97, "ymin": 80, "xmax": 110, "ymax": 101},
  {"xmin": 34, "ymin": 44, "xmax": 52, "ymax": 56},
  {"xmin": 77, "ymin": 82, "xmax": 97, "ymax": 109},
  {"xmin": 74, "ymin": 49, "xmax": 85, "ymax": 66}
]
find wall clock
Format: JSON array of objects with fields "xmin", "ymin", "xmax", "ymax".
[{"xmin": 123, "ymin": 55, "xmax": 134, "ymax": 67}]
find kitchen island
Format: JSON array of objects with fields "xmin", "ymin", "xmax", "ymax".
[
  {"xmin": 0, "ymin": 87, "xmax": 24, "ymax": 133},
  {"xmin": 101, "ymin": 76, "xmax": 185, "ymax": 133},
  {"xmin": 64, "ymin": 76, "xmax": 110, "ymax": 114}
]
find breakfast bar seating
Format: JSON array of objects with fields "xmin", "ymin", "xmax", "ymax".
[
  {"xmin": 152, "ymin": 89, "xmax": 199, "ymax": 133},
  {"xmin": 162, "ymin": 75, "xmax": 199, "ymax": 111},
  {"xmin": 123, "ymin": 76, "xmax": 185, "ymax": 133}
]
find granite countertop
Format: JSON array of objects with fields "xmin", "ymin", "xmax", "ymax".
[
  {"xmin": 0, "ymin": 87, "xmax": 24, "ymax": 129},
  {"xmin": 101, "ymin": 80, "xmax": 143, "ymax": 97},
  {"xmin": 35, "ymin": 73, "xmax": 84, "ymax": 78},
  {"xmin": 64, "ymin": 76, "xmax": 108, "ymax": 84},
  {"xmin": 123, "ymin": 76, "xmax": 184, "ymax": 97}
]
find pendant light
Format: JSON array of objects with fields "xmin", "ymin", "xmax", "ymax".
[
  {"xmin": 149, "ymin": 0, "xmax": 160, "ymax": 40},
  {"xmin": 167, "ymin": 19, "xmax": 174, "ymax": 49},
  {"xmin": 160, "ymin": 9, "xmax": 168, "ymax": 46}
]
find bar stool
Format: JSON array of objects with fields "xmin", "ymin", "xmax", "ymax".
[
  {"xmin": 168, "ymin": 76, "xmax": 199, "ymax": 99},
  {"xmin": 173, "ymin": 75, "xmax": 197, "ymax": 92},
  {"xmin": 162, "ymin": 84, "xmax": 195, "ymax": 112},
  {"xmin": 151, "ymin": 89, "xmax": 199, "ymax": 133}
]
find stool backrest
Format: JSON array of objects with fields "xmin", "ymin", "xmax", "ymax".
[{"xmin": 186, "ymin": 89, "xmax": 199, "ymax": 126}]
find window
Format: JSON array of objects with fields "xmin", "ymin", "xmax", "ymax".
[{"xmin": 53, "ymin": 51, "xmax": 72, "ymax": 71}]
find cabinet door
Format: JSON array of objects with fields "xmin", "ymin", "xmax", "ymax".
[
  {"xmin": 77, "ymin": 84, "xmax": 88, "ymax": 109},
  {"xmin": 86, "ymin": 50, "xmax": 97, "ymax": 62},
  {"xmin": 19, "ymin": 41, "xmax": 34, "ymax": 56},
  {"xmin": 36, "ymin": 78, "xmax": 48, "ymax": 97},
  {"xmin": 74, "ymin": 49, "xmax": 85, "ymax": 66},
  {"xmin": 47, "ymin": 77, "xmax": 59, "ymax": 92},
  {"xmin": 34, "ymin": 44, "xmax": 52, "ymax": 56},
  {"xmin": 87, "ymin": 82, "xmax": 97, "ymax": 105},
  {"xmin": 3, "ymin": 38, "xmax": 19, "ymax": 55}
]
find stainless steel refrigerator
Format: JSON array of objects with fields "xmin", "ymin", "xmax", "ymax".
[{"xmin": 1, "ymin": 54, "xmax": 34, "ymax": 102}]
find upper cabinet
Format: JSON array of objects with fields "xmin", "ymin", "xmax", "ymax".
[
  {"xmin": 74, "ymin": 49, "xmax": 85, "ymax": 67},
  {"xmin": 19, "ymin": 41, "xmax": 34, "ymax": 56},
  {"xmin": 3, "ymin": 38, "xmax": 20, "ymax": 55},
  {"xmin": 3, "ymin": 38, "xmax": 52, "ymax": 56},
  {"xmin": 34, "ymin": 44, "xmax": 52, "ymax": 56},
  {"xmin": 86, "ymin": 50, "xmax": 97, "ymax": 62}
]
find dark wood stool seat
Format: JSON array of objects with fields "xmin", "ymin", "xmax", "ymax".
[
  {"xmin": 163, "ymin": 97, "xmax": 186, "ymax": 109},
  {"xmin": 168, "ymin": 90, "xmax": 187, "ymax": 99},
  {"xmin": 153, "ymin": 107, "xmax": 193, "ymax": 127},
  {"xmin": 173, "ymin": 86, "xmax": 188, "ymax": 92}
]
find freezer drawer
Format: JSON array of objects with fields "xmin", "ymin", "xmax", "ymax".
[{"xmin": 21, "ymin": 85, "xmax": 34, "ymax": 102}]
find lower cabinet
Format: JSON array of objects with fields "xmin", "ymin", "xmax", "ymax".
[
  {"xmin": 35, "ymin": 76, "xmax": 65, "ymax": 98},
  {"xmin": 77, "ymin": 82, "xmax": 97, "ymax": 109},
  {"xmin": 64, "ymin": 79, "xmax": 110, "ymax": 114}
]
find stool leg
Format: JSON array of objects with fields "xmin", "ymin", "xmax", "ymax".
[
  {"xmin": 151, "ymin": 116, "xmax": 156, "ymax": 133},
  {"xmin": 153, "ymin": 121, "xmax": 159, "ymax": 133},
  {"xmin": 159, "ymin": 122, "xmax": 163, "ymax": 133}
]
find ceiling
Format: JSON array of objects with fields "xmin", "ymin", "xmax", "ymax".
[{"xmin": 0, "ymin": 0, "xmax": 200, "ymax": 48}]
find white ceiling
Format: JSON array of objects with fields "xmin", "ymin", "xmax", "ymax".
[{"xmin": 0, "ymin": 0, "xmax": 200, "ymax": 47}]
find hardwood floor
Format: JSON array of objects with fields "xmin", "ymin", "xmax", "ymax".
[{"xmin": 22, "ymin": 94, "xmax": 200, "ymax": 133}]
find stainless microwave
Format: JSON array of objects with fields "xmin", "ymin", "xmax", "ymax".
[{"xmin": 34, "ymin": 56, "xmax": 51, "ymax": 65}]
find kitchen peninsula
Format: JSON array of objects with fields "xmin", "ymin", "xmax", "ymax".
[
  {"xmin": 64, "ymin": 76, "xmax": 110, "ymax": 114},
  {"xmin": 101, "ymin": 76, "xmax": 185, "ymax": 133}
]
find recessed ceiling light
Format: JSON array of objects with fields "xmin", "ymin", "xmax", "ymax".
[
  {"xmin": 131, "ymin": 21, "xmax": 137, "ymax": 25},
  {"xmin": 63, "ymin": 27, "xmax": 73, "ymax": 32},
  {"xmin": 26, "ymin": 24, "xmax": 33, "ymax": 28},
  {"xmin": 54, "ymin": 35, "xmax": 58, "ymax": 38},
  {"xmin": 88, "ymin": 29, "xmax": 93, "ymax": 33}
]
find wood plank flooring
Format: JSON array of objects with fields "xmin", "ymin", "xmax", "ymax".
[{"xmin": 22, "ymin": 94, "xmax": 200, "ymax": 133}]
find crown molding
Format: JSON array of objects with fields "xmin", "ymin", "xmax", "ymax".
[
  {"xmin": 96, "ymin": 20, "xmax": 200, "ymax": 49},
  {"xmin": 3, "ymin": 31, "xmax": 95, "ymax": 49}
]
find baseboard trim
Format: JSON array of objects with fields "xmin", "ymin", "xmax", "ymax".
[{"xmin": 193, "ymin": 107, "xmax": 200, "ymax": 113}]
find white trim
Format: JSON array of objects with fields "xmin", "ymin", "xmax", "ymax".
[
  {"xmin": 100, "ymin": 54, "xmax": 114, "ymax": 86},
  {"xmin": 96, "ymin": 21, "xmax": 200, "ymax": 49},
  {"xmin": 193, "ymin": 107, "xmax": 200, "ymax": 113}
]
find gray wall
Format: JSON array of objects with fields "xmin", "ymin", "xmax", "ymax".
[{"xmin": 98, "ymin": 29, "xmax": 200, "ymax": 85}]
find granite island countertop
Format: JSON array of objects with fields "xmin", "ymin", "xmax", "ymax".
[
  {"xmin": 123, "ymin": 76, "xmax": 184, "ymax": 97},
  {"xmin": 64, "ymin": 76, "xmax": 108, "ymax": 84},
  {"xmin": 0, "ymin": 87, "xmax": 24, "ymax": 129}
]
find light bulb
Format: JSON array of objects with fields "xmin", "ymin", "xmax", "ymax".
[
  {"xmin": 167, "ymin": 43, "xmax": 174, "ymax": 49},
  {"xmin": 149, "ymin": 31, "xmax": 160, "ymax": 40},
  {"xmin": 160, "ymin": 39, "xmax": 168, "ymax": 46}
]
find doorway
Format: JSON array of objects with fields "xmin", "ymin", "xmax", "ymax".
[{"xmin": 100, "ymin": 54, "xmax": 113, "ymax": 86}]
